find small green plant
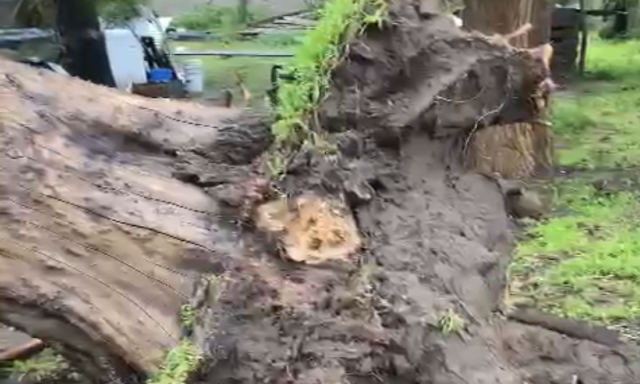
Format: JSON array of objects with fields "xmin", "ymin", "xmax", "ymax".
[
  {"xmin": 147, "ymin": 340, "xmax": 201, "ymax": 384},
  {"xmin": 180, "ymin": 304, "xmax": 196, "ymax": 332},
  {"xmin": 437, "ymin": 308, "xmax": 465, "ymax": 335}
]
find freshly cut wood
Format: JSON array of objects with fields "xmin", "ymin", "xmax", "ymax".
[{"xmin": 254, "ymin": 194, "xmax": 362, "ymax": 265}]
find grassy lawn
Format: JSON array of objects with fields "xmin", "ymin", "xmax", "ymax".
[
  {"xmin": 510, "ymin": 38, "xmax": 640, "ymax": 338},
  {"xmin": 553, "ymin": 39, "xmax": 640, "ymax": 169},
  {"xmin": 171, "ymin": 33, "xmax": 301, "ymax": 106}
]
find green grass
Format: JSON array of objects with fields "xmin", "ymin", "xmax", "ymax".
[
  {"xmin": 552, "ymin": 38, "xmax": 640, "ymax": 169},
  {"xmin": 511, "ymin": 38, "xmax": 640, "ymax": 333},
  {"xmin": 583, "ymin": 38, "xmax": 640, "ymax": 82},
  {"xmin": 512, "ymin": 182, "xmax": 640, "ymax": 324}
]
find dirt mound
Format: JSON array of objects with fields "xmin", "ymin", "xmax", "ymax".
[
  {"xmin": 322, "ymin": 4, "xmax": 546, "ymax": 140},
  {"xmin": 191, "ymin": 3, "xmax": 640, "ymax": 384}
]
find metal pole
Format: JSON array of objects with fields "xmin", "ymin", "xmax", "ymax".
[{"xmin": 172, "ymin": 50, "xmax": 294, "ymax": 58}]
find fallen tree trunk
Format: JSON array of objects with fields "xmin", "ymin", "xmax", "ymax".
[
  {"xmin": 0, "ymin": 60, "xmax": 273, "ymax": 382},
  {"xmin": 0, "ymin": 2, "xmax": 639, "ymax": 384}
]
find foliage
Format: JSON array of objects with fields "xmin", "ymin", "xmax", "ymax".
[
  {"xmin": 5, "ymin": 348, "xmax": 79, "ymax": 383},
  {"xmin": 11, "ymin": 0, "xmax": 151, "ymax": 27},
  {"xmin": 270, "ymin": 0, "xmax": 388, "ymax": 173},
  {"xmin": 147, "ymin": 340, "xmax": 201, "ymax": 384},
  {"xmin": 97, "ymin": 0, "xmax": 149, "ymax": 24},
  {"xmin": 171, "ymin": 4, "xmax": 267, "ymax": 33},
  {"xmin": 10, "ymin": 0, "xmax": 55, "ymax": 27},
  {"xmin": 180, "ymin": 304, "xmax": 196, "ymax": 332}
]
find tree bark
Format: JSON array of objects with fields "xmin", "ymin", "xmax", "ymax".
[
  {"xmin": 55, "ymin": 0, "xmax": 116, "ymax": 87},
  {"xmin": 0, "ymin": 57, "xmax": 272, "ymax": 383},
  {"xmin": 0, "ymin": 4, "xmax": 638, "ymax": 384},
  {"xmin": 530, "ymin": 0, "xmax": 553, "ymax": 46},
  {"xmin": 463, "ymin": 0, "xmax": 533, "ymax": 48}
]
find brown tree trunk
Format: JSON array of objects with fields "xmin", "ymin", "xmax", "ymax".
[
  {"xmin": 463, "ymin": 0, "xmax": 533, "ymax": 48},
  {"xmin": 0, "ymin": 4, "xmax": 637, "ymax": 384},
  {"xmin": 530, "ymin": 0, "xmax": 553, "ymax": 47},
  {"xmin": 55, "ymin": 0, "xmax": 116, "ymax": 87},
  {"xmin": 0, "ymin": 58, "xmax": 273, "ymax": 383}
]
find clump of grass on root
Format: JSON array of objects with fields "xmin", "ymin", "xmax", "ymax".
[
  {"xmin": 147, "ymin": 340, "xmax": 201, "ymax": 384},
  {"xmin": 268, "ymin": 0, "xmax": 388, "ymax": 177}
]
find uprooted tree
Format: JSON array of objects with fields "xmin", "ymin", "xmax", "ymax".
[{"xmin": 1, "ymin": 0, "xmax": 639, "ymax": 383}]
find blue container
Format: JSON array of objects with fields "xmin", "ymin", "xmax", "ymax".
[{"xmin": 148, "ymin": 68, "xmax": 173, "ymax": 83}]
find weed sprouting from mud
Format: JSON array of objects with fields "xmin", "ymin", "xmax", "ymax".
[
  {"xmin": 147, "ymin": 339, "xmax": 201, "ymax": 384},
  {"xmin": 437, "ymin": 308, "xmax": 465, "ymax": 335},
  {"xmin": 180, "ymin": 304, "xmax": 196, "ymax": 332}
]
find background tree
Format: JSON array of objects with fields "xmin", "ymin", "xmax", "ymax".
[
  {"xmin": 11, "ymin": 0, "xmax": 150, "ymax": 88},
  {"xmin": 55, "ymin": 0, "xmax": 116, "ymax": 88},
  {"xmin": 462, "ymin": 0, "xmax": 533, "ymax": 47}
]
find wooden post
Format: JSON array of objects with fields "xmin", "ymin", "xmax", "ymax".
[{"xmin": 578, "ymin": 0, "xmax": 588, "ymax": 76}]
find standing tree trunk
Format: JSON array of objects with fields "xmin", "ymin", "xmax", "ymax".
[
  {"xmin": 463, "ymin": 0, "xmax": 533, "ymax": 47},
  {"xmin": 626, "ymin": 0, "xmax": 640, "ymax": 37},
  {"xmin": 530, "ymin": 0, "xmax": 554, "ymax": 46},
  {"xmin": 56, "ymin": 0, "xmax": 116, "ymax": 88}
]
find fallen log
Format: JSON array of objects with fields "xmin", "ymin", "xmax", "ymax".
[
  {"xmin": 0, "ymin": 1, "xmax": 638, "ymax": 384},
  {"xmin": 0, "ymin": 59, "xmax": 273, "ymax": 382}
]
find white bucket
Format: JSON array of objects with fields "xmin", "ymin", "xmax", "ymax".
[{"xmin": 183, "ymin": 59, "xmax": 204, "ymax": 95}]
